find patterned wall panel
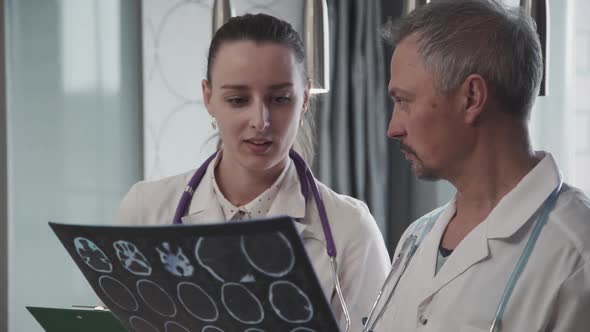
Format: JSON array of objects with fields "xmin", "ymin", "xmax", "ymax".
[{"xmin": 142, "ymin": 0, "xmax": 303, "ymax": 180}]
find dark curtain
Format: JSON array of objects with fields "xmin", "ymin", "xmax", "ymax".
[
  {"xmin": 316, "ymin": 0, "xmax": 443, "ymax": 254},
  {"xmin": 316, "ymin": 0, "xmax": 388, "ymax": 233},
  {"xmin": 380, "ymin": 0, "xmax": 417, "ymax": 254}
]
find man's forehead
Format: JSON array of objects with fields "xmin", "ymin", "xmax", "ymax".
[{"xmin": 391, "ymin": 37, "xmax": 422, "ymax": 70}]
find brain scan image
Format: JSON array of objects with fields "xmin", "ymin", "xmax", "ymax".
[
  {"xmin": 114, "ymin": 240, "xmax": 152, "ymax": 276},
  {"xmin": 74, "ymin": 237, "xmax": 112, "ymax": 273},
  {"xmin": 156, "ymin": 242, "xmax": 194, "ymax": 277}
]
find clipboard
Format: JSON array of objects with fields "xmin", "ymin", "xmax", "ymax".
[
  {"xmin": 26, "ymin": 306, "xmax": 127, "ymax": 332},
  {"xmin": 48, "ymin": 216, "xmax": 341, "ymax": 332}
]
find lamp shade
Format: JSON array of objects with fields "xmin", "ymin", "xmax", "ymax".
[
  {"xmin": 402, "ymin": 0, "xmax": 430, "ymax": 15},
  {"xmin": 304, "ymin": 0, "xmax": 330, "ymax": 94},
  {"xmin": 212, "ymin": 0, "xmax": 234, "ymax": 35},
  {"xmin": 520, "ymin": 0, "xmax": 548, "ymax": 96}
]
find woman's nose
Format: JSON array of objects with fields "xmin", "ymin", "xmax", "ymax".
[{"xmin": 249, "ymin": 102, "xmax": 270, "ymax": 131}]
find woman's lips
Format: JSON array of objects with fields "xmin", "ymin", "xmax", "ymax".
[{"xmin": 244, "ymin": 139, "xmax": 273, "ymax": 153}]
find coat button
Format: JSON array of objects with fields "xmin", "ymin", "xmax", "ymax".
[{"xmin": 419, "ymin": 314, "xmax": 428, "ymax": 325}]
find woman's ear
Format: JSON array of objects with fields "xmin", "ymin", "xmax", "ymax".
[
  {"xmin": 202, "ymin": 79, "xmax": 214, "ymax": 116},
  {"xmin": 302, "ymin": 79, "xmax": 311, "ymax": 115}
]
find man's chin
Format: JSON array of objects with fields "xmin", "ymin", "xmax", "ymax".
[{"xmin": 412, "ymin": 165, "xmax": 440, "ymax": 181}]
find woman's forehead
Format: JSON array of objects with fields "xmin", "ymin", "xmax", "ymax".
[{"xmin": 209, "ymin": 41, "xmax": 303, "ymax": 87}]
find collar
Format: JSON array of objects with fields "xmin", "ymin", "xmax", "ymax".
[
  {"xmin": 484, "ymin": 151, "xmax": 563, "ymax": 239},
  {"xmin": 212, "ymin": 158, "xmax": 290, "ymax": 220},
  {"xmin": 186, "ymin": 151, "xmax": 307, "ymax": 223}
]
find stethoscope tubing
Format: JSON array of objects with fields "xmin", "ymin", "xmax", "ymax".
[{"xmin": 489, "ymin": 180, "xmax": 563, "ymax": 332}]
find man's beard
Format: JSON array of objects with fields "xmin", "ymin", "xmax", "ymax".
[{"xmin": 400, "ymin": 143, "xmax": 440, "ymax": 181}]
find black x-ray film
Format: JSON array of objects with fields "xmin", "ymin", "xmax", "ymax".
[{"xmin": 49, "ymin": 217, "xmax": 340, "ymax": 332}]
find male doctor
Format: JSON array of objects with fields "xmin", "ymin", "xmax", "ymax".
[{"xmin": 370, "ymin": 0, "xmax": 590, "ymax": 331}]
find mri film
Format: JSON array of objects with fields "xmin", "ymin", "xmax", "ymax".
[{"xmin": 49, "ymin": 217, "xmax": 340, "ymax": 331}]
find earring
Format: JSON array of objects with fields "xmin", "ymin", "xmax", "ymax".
[
  {"xmin": 300, "ymin": 118, "xmax": 304, "ymax": 128},
  {"xmin": 211, "ymin": 118, "xmax": 217, "ymax": 130}
]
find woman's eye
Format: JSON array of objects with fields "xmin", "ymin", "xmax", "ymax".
[
  {"xmin": 272, "ymin": 96, "xmax": 291, "ymax": 104},
  {"xmin": 226, "ymin": 97, "xmax": 247, "ymax": 106}
]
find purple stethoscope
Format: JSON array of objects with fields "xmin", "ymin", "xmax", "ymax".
[{"xmin": 171, "ymin": 149, "xmax": 351, "ymax": 332}]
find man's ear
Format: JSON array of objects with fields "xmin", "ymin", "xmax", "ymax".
[
  {"xmin": 460, "ymin": 74, "xmax": 488, "ymax": 125},
  {"xmin": 202, "ymin": 79, "xmax": 214, "ymax": 116}
]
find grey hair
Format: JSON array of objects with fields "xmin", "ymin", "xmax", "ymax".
[{"xmin": 382, "ymin": 0, "xmax": 543, "ymax": 119}]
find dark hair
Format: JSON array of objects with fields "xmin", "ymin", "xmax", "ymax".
[
  {"xmin": 382, "ymin": 0, "xmax": 542, "ymax": 119},
  {"xmin": 206, "ymin": 13, "xmax": 316, "ymax": 164},
  {"xmin": 206, "ymin": 13, "xmax": 307, "ymax": 82}
]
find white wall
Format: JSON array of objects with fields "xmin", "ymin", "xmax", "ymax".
[
  {"xmin": 0, "ymin": 1, "xmax": 7, "ymax": 330},
  {"xmin": 142, "ymin": 0, "xmax": 305, "ymax": 180},
  {"xmin": 572, "ymin": 0, "xmax": 590, "ymax": 194},
  {"xmin": 528, "ymin": 0, "xmax": 576, "ymax": 184}
]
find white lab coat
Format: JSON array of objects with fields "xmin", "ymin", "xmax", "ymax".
[
  {"xmin": 375, "ymin": 152, "xmax": 590, "ymax": 332},
  {"xmin": 117, "ymin": 156, "xmax": 391, "ymax": 331}
]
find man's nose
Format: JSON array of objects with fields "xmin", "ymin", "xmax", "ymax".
[{"xmin": 386, "ymin": 108, "xmax": 405, "ymax": 139}]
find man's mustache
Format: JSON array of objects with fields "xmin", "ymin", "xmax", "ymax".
[{"xmin": 399, "ymin": 142, "xmax": 416, "ymax": 157}]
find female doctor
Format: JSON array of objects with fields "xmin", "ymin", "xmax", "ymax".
[{"xmin": 116, "ymin": 13, "xmax": 390, "ymax": 332}]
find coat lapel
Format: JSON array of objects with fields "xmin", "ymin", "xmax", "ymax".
[
  {"xmin": 180, "ymin": 153, "xmax": 226, "ymax": 224},
  {"xmin": 181, "ymin": 201, "xmax": 225, "ymax": 224},
  {"xmin": 404, "ymin": 205, "xmax": 454, "ymax": 304},
  {"xmin": 266, "ymin": 160, "xmax": 307, "ymax": 236},
  {"xmin": 423, "ymin": 219, "xmax": 490, "ymax": 300},
  {"xmin": 412, "ymin": 201, "xmax": 490, "ymax": 304}
]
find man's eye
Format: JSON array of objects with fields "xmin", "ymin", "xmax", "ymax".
[{"xmin": 395, "ymin": 98, "xmax": 407, "ymax": 107}]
